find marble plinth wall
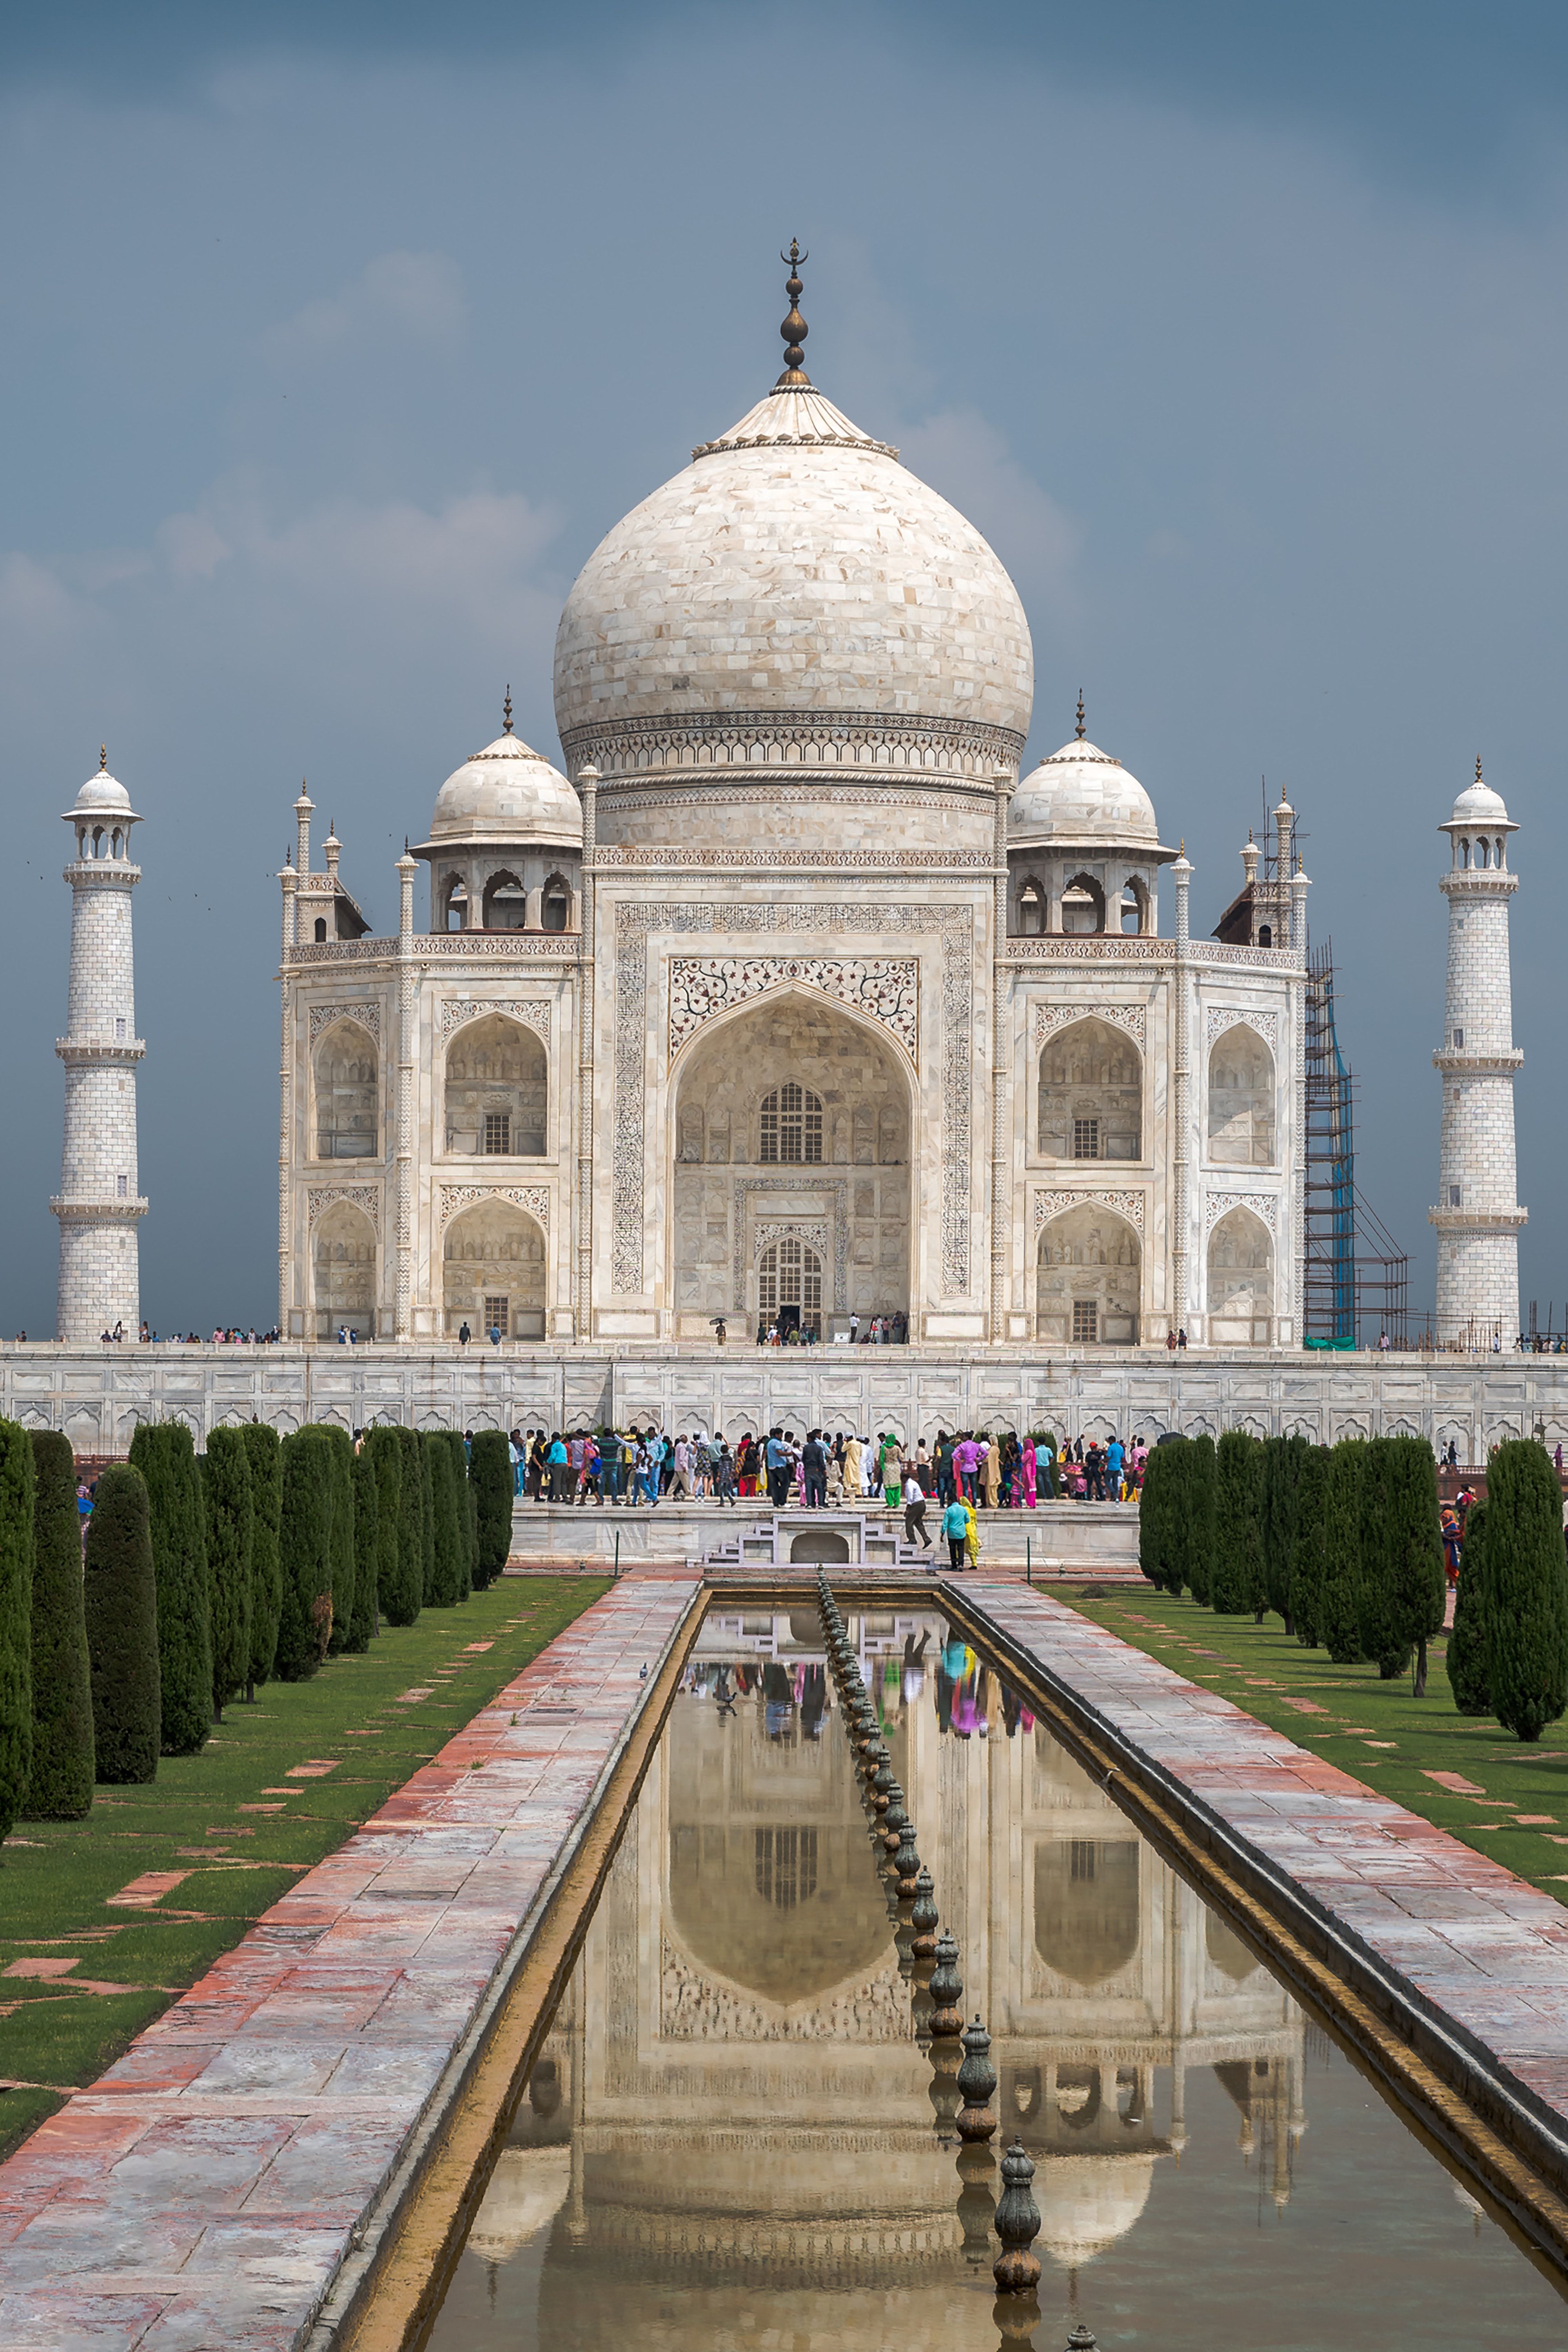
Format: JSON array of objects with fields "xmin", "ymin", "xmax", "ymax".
[{"xmin": 2, "ymin": 1343, "xmax": 1565, "ymax": 1461}]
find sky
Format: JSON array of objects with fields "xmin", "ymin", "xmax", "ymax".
[{"xmin": 2, "ymin": 0, "xmax": 1567, "ymax": 1335}]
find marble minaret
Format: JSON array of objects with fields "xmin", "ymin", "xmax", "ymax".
[
  {"xmin": 53, "ymin": 754, "xmax": 146, "ymax": 1341},
  {"xmin": 1432, "ymin": 759, "xmax": 1524, "ymax": 1348}
]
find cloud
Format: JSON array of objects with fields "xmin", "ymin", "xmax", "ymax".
[
  {"xmin": 260, "ymin": 250, "xmax": 467, "ymax": 369},
  {"xmin": 897, "ymin": 407, "xmax": 1082, "ymax": 630}
]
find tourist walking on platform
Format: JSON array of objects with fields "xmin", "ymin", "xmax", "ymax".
[
  {"xmin": 980, "ymin": 1434, "xmax": 1000, "ymax": 1511},
  {"xmin": 903, "ymin": 1466, "xmax": 932, "ymax": 1553},
  {"xmin": 1022, "ymin": 1435, "xmax": 1038, "ymax": 1508},
  {"xmin": 802, "ymin": 1428, "xmax": 828, "ymax": 1508},
  {"xmin": 715, "ymin": 1434, "xmax": 736, "ymax": 1503},
  {"xmin": 1106, "ymin": 1433, "xmax": 1125, "ymax": 1500},
  {"xmin": 943, "ymin": 1494, "xmax": 970, "ymax": 1571}
]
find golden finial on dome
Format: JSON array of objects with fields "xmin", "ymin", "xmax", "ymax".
[
  {"xmin": 1074, "ymin": 691, "xmax": 1085, "ymax": 741},
  {"xmin": 503, "ymin": 686, "xmax": 513, "ymax": 736},
  {"xmin": 99, "ymin": 745, "xmax": 107, "ymax": 771},
  {"xmin": 1476, "ymin": 753, "xmax": 1484, "ymax": 783},
  {"xmin": 775, "ymin": 239, "xmax": 811, "ymax": 390}
]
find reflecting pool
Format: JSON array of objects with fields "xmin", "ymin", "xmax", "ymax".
[{"xmin": 425, "ymin": 1609, "xmax": 1565, "ymax": 2351}]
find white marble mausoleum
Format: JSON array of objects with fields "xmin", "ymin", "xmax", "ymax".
[{"xmin": 276, "ymin": 256, "xmax": 1310, "ymax": 1352}]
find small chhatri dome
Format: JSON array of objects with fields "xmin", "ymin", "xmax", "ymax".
[
  {"xmin": 64, "ymin": 751, "xmax": 137, "ymax": 823},
  {"xmin": 1010, "ymin": 726, "xmax": 1161, "ymax": 850},
  {"xmin": 1445, "ymin": 755, "xmax": 1514, "ymax": 832},
  {"xmin": 426, "ymin": 724, "xmax": 582, "ymax": 850}
]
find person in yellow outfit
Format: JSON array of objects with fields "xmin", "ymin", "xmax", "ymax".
[{"xmin": 963, "ymin": 1496, "xmax": 980, "ymax": 1567}]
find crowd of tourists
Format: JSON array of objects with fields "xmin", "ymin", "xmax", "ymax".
[{"xmin": 507, "ymin": 1424, "xmax": 1147, "ymax": 1538}]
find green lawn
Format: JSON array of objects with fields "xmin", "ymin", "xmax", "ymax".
[
  {"xmin": 0, "ymin": 1573, "xmax": 606, "ymax": 2162},
  {"xmin": 1061, "ymin": 1584, "xmax": 1568, "ymax": 1908}
]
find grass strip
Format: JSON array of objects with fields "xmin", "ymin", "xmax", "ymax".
[
  {"xmin": 1060, "ymin": 1585, "xmax": 1568, "ymax": 1907},
  {"xmin": 0, "ymin": 1573, "xmax": 606, "ymax": 2162}
]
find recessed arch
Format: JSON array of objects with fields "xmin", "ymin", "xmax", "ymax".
[
  {"xmin": 312, "ymin": 1200, "xmax": 377, "ymax": 1338},
  {"xmin": 1207, "ymin": 1206, "xmax": 1273, "ymax": 1346},
  {"xmin": 1060, "ymin": 872, "xmax": 1106, "ymax": 934},
  {"xmin": 1016, "ymin": 876, "xmax": 1046, "ymax": 935},
  {"xmin": 439, "ymin": 871, "xmax": 467, "ymax": 931},
  {"xmin": 1038, "ymin": 1018, "xmax": 1142, "ymax": 1162},
  {"xmin": 1036, "ymin": 1202, "xmax": 1141, "ymax": 1346},
  {"xmin": 442, "ymin": 1198, "xmax": 546, "ymax": 1339},
  {"xmin": 1120, "ymin": 876, "xmax": 1151, "ymax": 935},
  {"xmin": 668, "ymin": 988, "xmax": 914, "ymax": 1336},
  {"xmin": 313, "ymin": 1018, "xmax": 378, "ymax": 1160},
  {"xmin": 443, "ymin": 1013, "xmax": 547, "ymax": 1159},
  {"xmin": 540, "ymin": 872, "xmax": 572, "ymax": 933},
  {"xmin": 1034, "ymin": 1836, "xmax": 1141, "ymax": 1985},
  {"xmin": 1207, "ymin": 1025, "xmax": 1276, "ymax": 1166},
  {"xmin": 481, "ymin": 868, "xmax": 527, "ymax": 931}
]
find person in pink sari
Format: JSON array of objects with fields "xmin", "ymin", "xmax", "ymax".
[{"xmin": 1022, "ymin": 1437, "xmax": 1038, "ymax": 1508}]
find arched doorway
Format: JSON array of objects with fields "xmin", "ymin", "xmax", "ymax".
[
  {"xmin": 668, "ymin": 992, "xmax": 914, "ymax": 1339},
  {"xmin": 442, "ymin": 1198, "xmax": 547, "ymax": 1339},
  {"xmin": 1036, "ymin": 1203, "xmax": 1141, "ymax": 1345},
  {"xmin": 758, "ymin": 1233, "xmax": 823, "ymax": 1341},
  {"xmin": 312, "ymin": 1201, "xmax": 377, "ymax": 1338},
  {"xmin": 789, "ymin": 1529, "xmax": 850, "ymax": 1564},
  {"xmin": 1207, "ymin": 1207, "xmax": 1273, "ymax": 1345}
]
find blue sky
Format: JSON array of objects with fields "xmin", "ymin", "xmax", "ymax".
[{"xmin": 2, "ymin": 0, "xmax": 1566, "ymax": 1332}]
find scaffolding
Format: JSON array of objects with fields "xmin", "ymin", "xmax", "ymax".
[{"xmin": 1303, "ymin": 940, "xmax": 1409, "ymax": 1346}]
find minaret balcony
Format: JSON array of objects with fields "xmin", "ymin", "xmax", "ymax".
[
  {"xmin": 1427, "ymin": 1204, "xmax": 1528, "ymax": 1231},
  {"xmin": 1431, "ymin": 1046, "xmax": 1523, "ymax": 1074},
  {"xmin": 50, "ymin": 1194, "xmax": 149, "ymax": 1224},
  {"xmin": 54, "ymin": 1037, "xmax": 146, "ymax": 1064}
]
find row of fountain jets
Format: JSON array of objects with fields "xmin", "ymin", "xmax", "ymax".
[{"xmin": 814, "ymin": 1573, "xmax": 1098, "ymax": 2352}]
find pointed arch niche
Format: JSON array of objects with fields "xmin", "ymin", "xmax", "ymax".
[
  {"xmin": 442, "ymin": 1198, "xmax": 546, "ymax": 1339},
  {"xmin": 313, "ymin": 1017, "xmax": 378, "ymax": 1161},
  {"xmin": 1207, "ymin": 1206, "xmax": 1273, "ymax": 1346},
  {"xmin": 312, "ymin": 1200, "xmax": 377, "ymax": 1338},
  {"xmin": 1036, "ymin": 1202, "xmax": 1141, "ymax": 1346},
  {"xmin": 443, "ymin": 1013, "xmax": 547, "ymax": 1159},
  {"xmin": 1038, "ymin": 1018, "xmax": 1142, "ymax": 1163},
  {"xmin": 668, "ymin": 991, "xmax": 913, "ymax": 1338},
  {"xmin": 1207, "ymin": 1024, "xmax": 1276, "ymax": 1166}
]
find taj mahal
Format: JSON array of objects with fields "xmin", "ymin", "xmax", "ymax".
[{"xmin": 23, "ymin": 252, "xmax": 1548, "ymax": 1464}]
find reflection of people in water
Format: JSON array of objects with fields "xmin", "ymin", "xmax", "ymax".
[
  {"xmin": 800, "ymin": 1663, "xmax": 827, "ymax": 1740},
  {"xmin": 902, "ymin": 1631, "xmax": 929, "ymax": 1704},
  {"xmin": 761, "ymin": 1658, "xmax": 795, "ymax": 1741},
  {"xmin": 713, "ymin": 1664, "xmax": 737, "ymax": 1719}
]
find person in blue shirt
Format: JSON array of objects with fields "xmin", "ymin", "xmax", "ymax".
[
  {"xmin": 1106, "ymin": 1436, "xmax": 1125, "ymax": 1500},
  {"xmin": 942, "ymin": 1497, "xmax": 971, "ymax": 1571}
]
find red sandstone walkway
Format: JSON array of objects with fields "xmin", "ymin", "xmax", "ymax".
[
  {"xmin": 965, "ymin": 1581, "xmax": 1568, "ymax": 2127},
  {"xmin": 0, "ymin": 1569, "xmax": 700, "ymax": 2350}
]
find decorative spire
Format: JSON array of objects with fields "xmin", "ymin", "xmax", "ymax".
[
  {"xmin": 503, "ymin": 686, "xmax": 513, "ymax": 736},
  {"xmin": 1476, "ymin": 754, "xmax": 1484, "ymax": 783},
  {"xmin": 99, "ymin": 745, "xmax": 107, "ymax": 772},
  {"xmin": 775, "ymin": 239, "xmax": 811, "ymax": 390},
  {"xmin": 1075, "ymin": 690, "xmax": 1085, "ymax": 741}
]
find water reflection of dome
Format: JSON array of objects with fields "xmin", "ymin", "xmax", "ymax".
[
  {"xmin": 1034, "ymin": 1837, "xmax": 1141, "ymax": 1985},
  {"xmin": 1036, "ymin": 2152, "xmax": 1155, "ymax": 2266},
  {"xmin": 467, "ymin": 2147, "xmax": 572, "ymax": 2263},
  {"xmin": 1205, "ymin": 1909, "xmax": 1262, "ymax": 1982}
]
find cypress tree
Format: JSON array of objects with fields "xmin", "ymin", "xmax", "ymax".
[
  {"xmin": 22, "ymin": 1433, "xmax": 93, "ymax": 1819},
  {"xmin": 349, "ymin": 1443, "xmax": 380, "ymax": 1649},
  {"xmin": 323, "ymin": 1428, "xmax": 357, "ymax": 1652},
  {"xmin": 1486, "ymin": 1439, "xmax": 1568, "ymax": 1744},
  {"xmin": 420, "ymin": 1431, "xmax": 435, "ymax": 1600},
  {"xmin": 1183, "ymin": 1434, "xmax": 1217, "ymax": 1606},
  {"xmin": 391, "ymin": 1425, "xmax": 426, "ymax": 1624},
  {"xmin": 1320, "ymin": 1439, "xmax": 1367, "ymax": 1664},
  {"xmin": 202, "ymin": 1430, "xmax": 254, "ymax": 1720},
  {"xmin": 367, "ymin": 1426, "xmax": 416, "ymax": 1625},
  {"xmin": 443, "ymin": 1431, "xmax": 473, "ymax": 1600},
  {"xmin": 1446, "ymin": 1497, "xmax": 1492, "ymax": 1716},
  {"xmin": 1290, "ymin": 1445, "xmax": 1330, "ymax": 1647},
  {"xmin": 1387, "ymin": 1436, "xmax": 1446, "ymax": 1697},
  {"xmin": 0, "ymin": 1417, "xmax": 35, "ymax": 1843},
  {"xmin": 424, "ymin": 1433, "xmax": 462, "ymax": 1606},
  {"xmin": 1138, "ymin": 1440, "xmax": 1170, "ymax": 1588},
  {"xmin": 241, "ymin": 1421, "xmax": 283, "ymax": 1693},
  {"xmin": 1357, "ymin": 1437, "xmax": 1412, "ymax": 1680},
  {"xmin": 1263, "ymin": 1437, "xmax": 1307, "ymax": 1632},
  {"xmin": 463, "ymin": 1441, "xmax": 479, "ymax": 1594},
  {"xmin": 471, "ymin": 1429, "xmax": 512, "ymax": 1587},
  {"xmin": 275, "ymin": 1427, "xmax": 333, "ymax": 1678},
  {"xmin": 83, "ymin": 1463, "xmax": 159, "ymax": 1784},
  {"xmin": 1211, "ymin": 1431, "xmax": 1263, "ymax": 1616},
  {"xmin": 129, "ymin": 1422, "xmax": 212, "ymax": 1756}
]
